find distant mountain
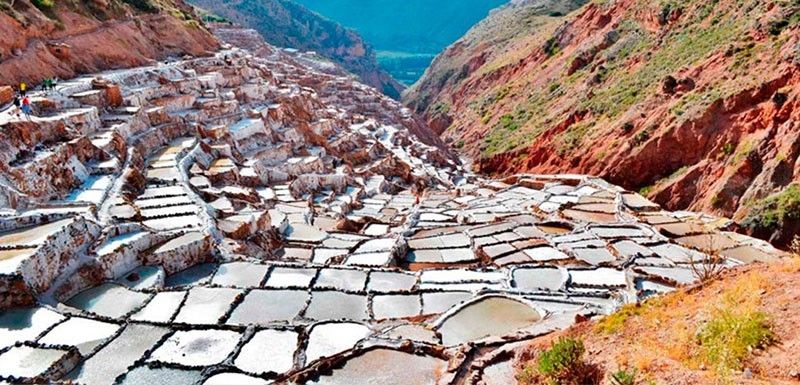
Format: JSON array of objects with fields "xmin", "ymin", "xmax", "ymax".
[
  {"xmin": 292, "ymin": 0, "xmax": 507, "ymax": 84},
  {"xmin": 292, "ymin": 0, "xmax": 508, "ymax": 54},
  {"xmin": 190, "ymin": 0, "xmax": 404, "ymax": 99}
]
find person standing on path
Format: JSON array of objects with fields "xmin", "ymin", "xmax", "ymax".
[
  {"xmin": 19, "ymin": 82, "xmax": 27, "ymax": 97},
  {"xmin": 21, "ymin": 95, "xmax": 32, "ymax": 120},
  {"xmin": 12, "ymin": 94, "xmax": 22, "ymax": 118}
]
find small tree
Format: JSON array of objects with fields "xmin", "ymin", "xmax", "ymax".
[{"xmin": 688, "ymin": 236, "xmax": 728, "ymax": 283}]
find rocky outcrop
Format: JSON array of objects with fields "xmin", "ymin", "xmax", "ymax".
[
  {"xmin": 0, "ymin": 0, "xmax": 219, "ymax": 86},
  {"xmin": 189, "ymin": 0, "xmax": 404, "ymax": 99},
  {"xmin": 406, "ymin": 0, "xmax": 800, "ymax": 247}
]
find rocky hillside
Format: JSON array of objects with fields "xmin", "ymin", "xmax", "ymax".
[
  {"xmin": 189, "ymin": 0, "xmax": 404, "ymax": 99},
  {"xmin": 405, "ymin": 0, "xmax": 800, "ymax": 247},
  {"xmin": 0, "ymin": 0, "xmax": 219, "ymax": 86}
]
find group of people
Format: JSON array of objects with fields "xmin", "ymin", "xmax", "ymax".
[
  {"xmin": 11, "ymin": 82, "xmax": 32, "ymax": 120},
  {"xmin": 42, "ymin": 77, "xmax": 58, "ymax": 93},
  {"xmin": 6, "ymin": 78, "xmax": 60, "ymax": 121}
]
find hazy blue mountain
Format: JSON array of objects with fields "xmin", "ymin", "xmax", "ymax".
[{"xmin": 292, "ymin": 0, "xmax": 508, "ymax": 84}]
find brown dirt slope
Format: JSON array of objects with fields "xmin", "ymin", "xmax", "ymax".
[
  {"xmin": 405, "ymin": 0, "xmax": 800, "ymax": 248},
  {"xmin": 0, "ymin": 0, "xmax": 219, "ymax": 86},
  {"xmin": 514, "ymin": 255, "xmax": 800, "ymax": 384}
]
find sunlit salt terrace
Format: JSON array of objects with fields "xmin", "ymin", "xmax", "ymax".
[{"xmin": 0, "ymin": 31, "xmax": 787, "ymax": 385}]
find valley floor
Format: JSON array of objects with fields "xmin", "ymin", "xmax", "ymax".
[{"xmin": 0, "ymin": 24, "xmax": 792, "ymax": 385}]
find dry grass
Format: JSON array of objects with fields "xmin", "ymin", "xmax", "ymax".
[{"xmin": 528, "ymin": 258, "xmax": 797, "ymax": 384}]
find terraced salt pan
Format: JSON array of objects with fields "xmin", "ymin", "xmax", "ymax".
[
  {"xmin": 372, "ymin": 294, "xmax": 421, "ymax": 320},
  {"xmin": 164, "ymin": 263, "xmax": 217, "ymax": 287},
  {"xmin": 0, "ymin": 307, "xmax": 65, "ymax": 349},
  {"xmin": 235, "ymin": 329, "xmax": 298, "ymax": 375},
  {"xmin": 211, "ymin": 262, "xmax": 269, "ymax": 287},
  {"xmin": 304, "ymin": 322, "xmax": 370, "ymax": 363},
  {"xmin": 228, "ymin": 290, "xmax": 309, "ymax": 324},
  {"xmin": 421, "ymin": 291, "xmax": 472, "ymax": 315},
  {"xmin": 65, "ymin": 283, "xmax": 151, "ymax": 318},
  {"xmin": 95, "ymin": 231, "xmax": 148, "ymax": 256},
  {"xmin": 568, "ymin": 268, "xmax": 627, "ymax": 288},
  {"xmin": 305, "ymin": 291, "xmax": 369, "ymax": 321},
  {"xmin": 314, "ymin": 269, "xmax": 368, "ymax": 291},
  {"xmin": 434, "ymin": 296, "xmax": 543, "ymax": 346},
  {"xmin": 173, "ymin": 287, "xmax": 240, "ymax": 325},
  {"xmin": 148, "ymin": 329, "xmax": 241, "ymax": 366},
  {"xmin": 345, "ymin": 252, "xmax": 394, "ymax": 267},
  {"xmin": 204, "ymin": 373, "xmax": 271, "ymax": 385},
  {"xmin": 67, "ymin": 324, "xmax": 169, "ymax": 385},
  {"xmin": 118, "ymin": 366, "xmax": 203, "ymax": 385},
  {"xmin": 367, "ymin": 271, "xmax": 417, "ymax": 292},
  {"xmin": 0, "ymin": 218, "xmax": 74, "ymax": 248},
  {"xmin": 116, "ymin": 266, "xmax": 164, "ymax": 290},
  {"xmin": 265, "ymin": 267, "xmax": 317, "ymax": 288},
  {"xmin": 0, "ymin": 345, "xmax": 73, "ymax": 379},
  {"xmin": 143, "ymin": 215, "xmax": 203, "ymax": 231},
  {"xmin": 512, "ymin": 266, "xmax": 568, "ymax": 291},
  {"xmin": 38, "ymin": 317, "xmax": 120, "ymax": 355},
  {"xmin": 305, "ymin": 347, "xmax": 447, "ymax": 385},
  {"xmin": 522, "ymin": 246, "xmax": 570, "ymax": 261},
  {"xmin": 131, "ymin": 291, "xmax": 186, "ymax": 323},
  {"xmin": 382, "ymin": 324, "xmax": 440, "ymax": 344}
]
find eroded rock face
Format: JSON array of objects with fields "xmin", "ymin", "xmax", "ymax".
[
  {"xmin": 0, "ymin": 25, "xmax": 787, "ymax": 385},
  {"xmin": 0, "ymin": 0, "xmax": 219, "ymax": 86}
]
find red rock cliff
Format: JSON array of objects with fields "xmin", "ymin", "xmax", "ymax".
[{"xmin": 0, "ymin": 0, "xmax": 219, "ymax": 86}]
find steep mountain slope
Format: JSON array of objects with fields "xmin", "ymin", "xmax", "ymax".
[
  {"xmin": 0, "ymin": 0, "xmax": 219, "ymax": 86},
  {"xmin": 189, "ymin": 0, "xmax": 404, "ymax": 99},
  {"xmin": 405, "ymin": 0, "xmax": 800, "ymax": 247}
]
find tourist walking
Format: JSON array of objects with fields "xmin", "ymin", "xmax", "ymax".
[
  {"xmin": 12, "ymin": 94, "xmax": 21, "ymax": 118},
  {"xmin": 21, "ymin": 95, "xmax": 32, "ymax": 120},
  {"xmin": 43, "ymin": 78, "xmax": 52, "ymax": 94},
  {"xmin": 19, "ymin": 82, "xmax": 27, "ymax": 96}
]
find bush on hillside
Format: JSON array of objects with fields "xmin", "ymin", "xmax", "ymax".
[
  {"xmin": 696, "ymin": 307, "xmax": 776, "ymax": 375},
  {"xmin": 518, "ymin": 337, "xmax": 602, "ymax": 385}
]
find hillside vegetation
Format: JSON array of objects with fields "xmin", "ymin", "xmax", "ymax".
[
  {"xmin": 405, "ymin": 0, "xmax": 800, "ymax": 247},
  {"xmin": 514, "ymin": 248, "xmax": 800, "ymax": 384}
]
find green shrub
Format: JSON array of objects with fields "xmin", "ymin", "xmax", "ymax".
[
  {"xmin": 697, "ymin": 308, "xmax": 776, "ymax": 374},
  {"xmin": 610, "ymin": 367, "xmax": 638, "ymax": 385},
  {"xmin": 543, "ymin": 37, "xmax": 559, "ymax": 57},
  {"xmin": 742, "ymin": 183, "xmax": 800, "ymax": 231},
  {"xmin": 31, "ymin": 0, "xmax": 55, "ymax": 9},
  {"xmin": 518, "ymin": 337, "xmax": 601, "ymax": 385},
  {"xmin": 596, "ymin": 304, "xmax": 644, "ymax": 335},
  {"xmin": 630, "ymin": 128, "xmax": 651, "ymax": 147},
  {"xmin": 122, "ymin": 0, "xmax": 158, "ymax": 13},
  {"xmin": 721, "ymin": 143, "xmax": 735, "ymax": 156},
  {"xmin": 538, "ymin": 337, "xmax": 585, "ymax": 376}
]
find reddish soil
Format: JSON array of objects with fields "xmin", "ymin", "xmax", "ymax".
[{"xmin": 0, "ymin": 0, "xmax": 219, "ymax": 86}]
